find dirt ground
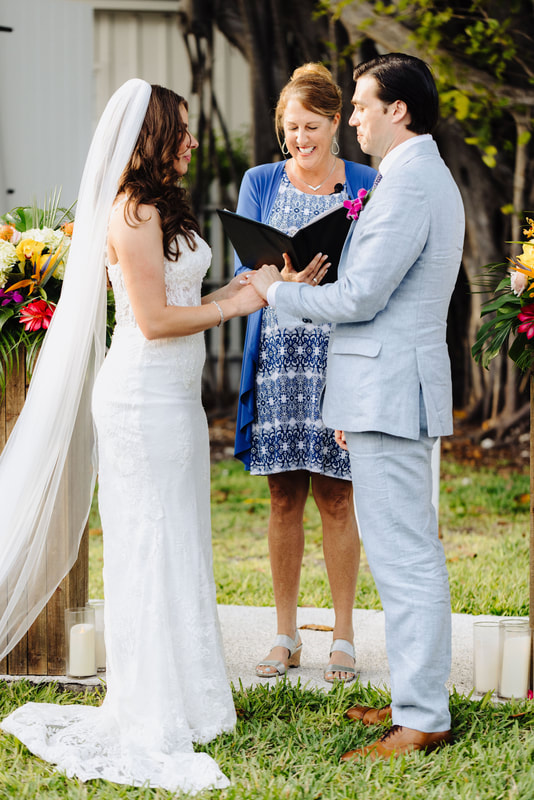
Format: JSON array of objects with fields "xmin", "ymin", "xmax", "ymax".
[{"xmin": 208, "ymin": 411, "xmax": 530, "ymax": 472}]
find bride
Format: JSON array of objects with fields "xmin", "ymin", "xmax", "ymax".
[{"xmin": 0, "ymin": 79, "xmax": 264, "ymax": 792}]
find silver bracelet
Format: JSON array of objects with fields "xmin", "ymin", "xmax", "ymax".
[{"xmin": 211, "ymin": 300, "xmax": 224, "ymax": 327}]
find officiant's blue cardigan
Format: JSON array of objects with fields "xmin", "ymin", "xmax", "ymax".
[{"xmin": 233, "ymin": 159, "xmax": 376, "ymax": 469}]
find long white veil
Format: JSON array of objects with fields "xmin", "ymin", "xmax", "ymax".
[{"xmin": 0, "ymin": 78, "xmax": 152, "ymax": 662}]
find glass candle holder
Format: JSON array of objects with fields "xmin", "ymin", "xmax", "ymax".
[
  {"xmin": 87, "ymin": 599, "xmax": 106, "ymax": 672},
  {"xmin": 65, "ymin": 606, "xmax": 96, "ymax": 678},
  {"xmin": 473, "ymin": 620, "xmax": 501, "ymax": 694},
  {"xmin": 498, "ymin": 619, "xmax": 531, "ymax": 699}
]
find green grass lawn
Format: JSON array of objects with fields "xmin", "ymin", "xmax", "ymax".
[
  {"xmin": 1, "ymin": 680, "xmax": 533, "ymax": 799},
  {"xmin": 2, "ymin": 450, "xmax": 533, "ymax": 799},
  {"xmin": 89, "ymin": 451, "xmax": 530, "ymax": 616}
]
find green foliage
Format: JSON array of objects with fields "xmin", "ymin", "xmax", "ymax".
[
  {"xmin": 2, "ymin": 188, "xmax": 76, "ymax": 232},
  {"xmin": 472, "ymin": 215, "xmax": 534, "ymax": 372},
  {"xmin": 326, "ymin": 0, "xmax": 534, "ymax": 164},
  {"xmin": 471, "ymin": 269, "xmax": 526, "ymax": 369}
]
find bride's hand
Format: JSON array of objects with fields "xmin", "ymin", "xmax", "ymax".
[
  {"xmin": 281, "ymin": 252, "xmax": 330, "ymax": 285},
  {"xmin": 224, "ymin": 272, "xmax": 255, "ymax": 297},
  {"xmin": 229, "ymin": 283, "xmax": 266, "ymax": 316}
]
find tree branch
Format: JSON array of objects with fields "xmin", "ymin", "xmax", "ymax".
[{"xmin": 337, "ymin": 1, "xmax": 534, "ymax": 107}]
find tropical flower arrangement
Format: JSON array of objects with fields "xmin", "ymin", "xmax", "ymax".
[
  {"xmin": 472, "ymin": 216, "xmax": 534, "ymax": 373},
  {"xmin": 0, "ymin": 192, "xmax": 75, "ymax": 395}
]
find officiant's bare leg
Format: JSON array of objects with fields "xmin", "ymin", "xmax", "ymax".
[
  {"xmin": 256, "ymin": 471, "xmax": 310, "ymax": 676},
  {"xmin": 312, "ymin": 473, "xmax": 360, "ymax": 680}
]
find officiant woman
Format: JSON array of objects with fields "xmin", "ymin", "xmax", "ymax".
[{"xmin": 233, "ymin": 63, "xmax": 376, "ymax": 681}]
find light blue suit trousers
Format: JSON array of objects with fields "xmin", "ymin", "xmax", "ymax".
[
  {"xmin": 273, "ymin": 137, "xmax": 464, "ymax": 731},
  {"xmin": 345, "ymin": 394, "xmax": 451, "ymax": 732}
]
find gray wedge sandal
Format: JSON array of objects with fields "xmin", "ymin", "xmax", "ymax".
[
  {"xmin": 255, "ymin": 632, "xmax": 303, "ymax": 677},
  {"xmin": 324, "ymin": 638, "xmax": 356, "ymax": 683}
]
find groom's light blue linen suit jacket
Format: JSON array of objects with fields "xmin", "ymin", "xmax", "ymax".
[{"xmin": 273, "ymin": 137, "xmax": 465, "ymax": 439}]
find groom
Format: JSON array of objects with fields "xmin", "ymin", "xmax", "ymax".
[{"xmin": 249, "ymin": 52, "xmax": 465, "ymax": 760}]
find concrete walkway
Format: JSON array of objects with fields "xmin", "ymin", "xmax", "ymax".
[
  {"xmin": 2, "ymin": 606, "xmax": 485, "ymax": 697},
  {"xmin": 218, "ymin": 605, "xmax": 476, "ymax": 695}
]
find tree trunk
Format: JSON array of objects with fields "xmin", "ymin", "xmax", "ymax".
[
  {"xmin": 436, "ymin": 120, "xmax": 517, "ymax": 420},
  {"xmin": 179, "ymin": 0, "xmax": 534, "ymax": 432}
]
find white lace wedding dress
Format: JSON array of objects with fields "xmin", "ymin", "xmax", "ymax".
[{"xmin": 1, "ymin": 232, "xmax": 236, "ymax": 793}]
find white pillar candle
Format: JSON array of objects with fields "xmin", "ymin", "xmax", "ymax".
[
  {"xmin": 95, "ymin": 630, "xmax": 106, "ymax": 671},
  {"xmin": 69, "ymin": 623, "xmax": 96, "ymax": 677},
  {"xmin": 499, "ymin": 623, "xmax": 531, "ymax": 699},
  {"xmin": 87, "ymin": 600, "xmax": 106, "ymax": 671},
  {"xmin": 473, "ymin": 621, "xmax": 501, "ymax": 694}
]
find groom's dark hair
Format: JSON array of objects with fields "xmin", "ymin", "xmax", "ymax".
[{"xmin": 353, "ymin": 53, "xmax": 439, "ymax": 135}]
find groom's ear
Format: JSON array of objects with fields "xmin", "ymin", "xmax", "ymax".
[{"xmin": 391, "ymin": 99, "xmax": 410, "ymax": 127}]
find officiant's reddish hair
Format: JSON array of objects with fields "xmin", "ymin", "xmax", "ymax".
[
  {"xmin": 353, "ymin": 53, "xmax": 439, "ymax": 135},
  {"xmin": 117, "ymin": 84, "xmax": 200, "ymax": 260},
  {"xmin": 275, "ymin": 63, "xmax": 342, "ymax": 151}
]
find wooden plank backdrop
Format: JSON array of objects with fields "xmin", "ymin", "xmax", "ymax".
[{"xmin": 0, "ymin": 351, "xmax": 88, "ymax": 675}]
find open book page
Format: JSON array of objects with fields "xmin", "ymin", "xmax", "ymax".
[{"xmin": 217, "ymin": 205, "xmax": 351, "ymax": 283}]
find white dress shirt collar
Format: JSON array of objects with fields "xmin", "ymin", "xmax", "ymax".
[{"xmin": 379, "ymin": 133, "xmax": 433, "ymax": 177}]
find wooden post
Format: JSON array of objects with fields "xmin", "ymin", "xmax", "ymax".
[
  {"xmin": 531, "ymin": 375, "xmax": 534, "ymax": 690},
  {"xmin": 0, "ymin": 349, "xmax": 89, "ymax": 676}
]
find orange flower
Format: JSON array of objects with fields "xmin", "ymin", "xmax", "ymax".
[
  {"xmin": 61, "ymin": 221, "xmax": 74, "ymax": 237},
  {"xmin": 0, "ymin": 224, "xmax": 16, "ymax": 242},
  {"xmin": 523, "ymin": 218, "xmax": 534, "ymax": 239}
]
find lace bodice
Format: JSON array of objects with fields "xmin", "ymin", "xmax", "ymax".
[{"xmin": 107, "ymin": 233, "xmax": 211, "ymax": 328}]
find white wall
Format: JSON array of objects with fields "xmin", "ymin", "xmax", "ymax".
[
  {"xmin": 93, "ymin": 7, "xmax": 250, "ymax": 135},
  {"xmin": 0, "ymin": 0, "xmax": 93, "ymax": 211},
  {"xmin": 0, "ymin": 0, "xmax": 250, "ymax": 216}
]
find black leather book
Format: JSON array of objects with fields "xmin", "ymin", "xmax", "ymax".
[{"xmin": 217, "ymin": 203, "xmax": 351, "ymax": 284}]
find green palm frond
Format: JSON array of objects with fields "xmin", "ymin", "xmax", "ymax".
[
  {"xmin": 0, "ymin": 328, "xmax": 22, "ymax": 398},
  {"xmin": 470, "ymin": 261, "xmax": 510, "ymax": 294},
  {"xmin": 106, "ymin": 290, "xmax": 116, "ymax": 349},
  {"xmin": 1, "ymin": 189, "xmax": 75, "ymax": 232},
  {"xmin": 40, "ymin": 187, "xmax": 76, "ymax": 228},
  {"xmin": 471, "ymin": 283, "xmax": 524, "ymax": 369},
  {"xmin": 0, "ymin": 306, "xmax": 15, "ymax": 334},
  {"xmin": 22, "ymin": 332, "xmax": 45, "ymax": 381}
]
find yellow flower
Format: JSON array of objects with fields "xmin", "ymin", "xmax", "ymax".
[
  {"xmin": 515, "ymin": 242, "xmax": 534, "ymax": 274},
  {"xmin": 523, "ymin": 218, "xmax": 534, "ymax": 239},
  {"xmin": 15, "ymin": 238, "xmax": 47, "ymax": 262}
]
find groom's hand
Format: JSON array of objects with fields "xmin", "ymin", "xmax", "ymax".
[{"xmin": 249, "ymin": 264, "xmax": 282, "ymax": 300}]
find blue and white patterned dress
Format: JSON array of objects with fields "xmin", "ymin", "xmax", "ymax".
[{"xmin": 250, "ymin": 171, "xmax": 351, "ymax": 479}]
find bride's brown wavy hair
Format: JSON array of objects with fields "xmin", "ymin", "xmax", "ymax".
[{"xmin": 116, "ymin": 84, "xmax": 200, "ymax": 260}]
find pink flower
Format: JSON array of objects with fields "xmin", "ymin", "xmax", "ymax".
[
  {"xmin": 528, "ymin": 689, "xmax": 533, "ymax": 700},
  {"xmin": 510, "ymin": 270, "xmax": 529, "ymax": 297},
  {"xmin": 19, "ymin": 299, "xmax": 55, "ymax": 332},
  {"xmin": 343, "ymin": 188, "xmax": 369, "ymax": 221},
  {"xmin": 518, "ymin": 303, "xmax": 534, "ymax": 339}
]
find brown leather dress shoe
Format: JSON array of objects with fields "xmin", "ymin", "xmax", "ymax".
[
  {"xmin": 341, "ymin": 724, "xmax": 451, "ymax": 762},
  {"xmin": 346, "ymin": 704, "xmax": 392, "ymax": 725}
]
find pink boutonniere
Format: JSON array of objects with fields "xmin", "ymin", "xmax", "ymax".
[{"xmin": 343, "ymin": 188, "xmax": 370, "ymax": 221}]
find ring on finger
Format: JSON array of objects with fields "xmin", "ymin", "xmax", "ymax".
[{"xmin": 312, "ymin": 277, "xmax": 318, "ymax": 284}]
